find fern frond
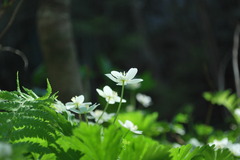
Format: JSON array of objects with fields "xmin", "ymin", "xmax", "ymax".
[
  {"xmin": 22, "ymin": 87, "xmax": 39, "ymax": 99},
  {"xmin": 0, "ymin": 101, "xmax": 21, "ymax": 111},
  {"xmin": 0, "ymin": 91, "xmax": 21, "ymax": 101}
]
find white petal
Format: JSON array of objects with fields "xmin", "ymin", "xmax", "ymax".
[
  {"xmin": 96, "ymin": 89, "xmax": 105, "ymax": 98},
  {"xmin": 108, "ymin": 99, "xmax": 116, "ymax": 104},
  {"xmin": 118, "ymin": 120, "xmax": 124, "ymax": 127},
  {"xmin": 122, "ymin": 99, "xmax": 126, "ymax": 103},
  {"xmin": 105, "ymin": 74, "xmax": 118, "ymax": 82},
  {"xmin": 116, "ymin": 82, "xmax": 124, "ymax": 85},
  {"xmin": 114, "ymin": 97, "xmax": 126, "ymax": 103},
  {"xmin": 125, "ymin": 120, "xmax": 134, "ymax": 128},
  {"xmin": 127, "ymin": 79, "xmax": 143, "ymax": 84},
  {"xmin": 126, "ymin": 68, "xmax": 138, "ymax": 80},
  {"xmin": 65, "ymin": 102, "xmax": 75, "ymax": 110},
  {"xmin": 103, "ymin": 86, "xmax": 112, "ymax": 96},
  {"xmin": 114, "ymin": 97, "xmax": 121, "ymax": 102},
  {"xmin": 133, "ymin": 130, "xmax": 142, "ymax": 134},
  {"xmin": 76, "ymin": 95, "xmax": 84, "ymax": 103},
  {"xmin": 111, "ymin": 71, "xmax": 122, "ymax": 78}
]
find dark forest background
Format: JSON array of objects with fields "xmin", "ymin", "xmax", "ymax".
[{"xmin": 0, "ymin": 0, "xmax": 239, "ymax": 125}]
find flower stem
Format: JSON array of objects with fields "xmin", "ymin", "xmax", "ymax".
[
  {"xmin": 123, "ymin": 130, "xmax": 130, "ymax": 139},
  {"xmin": 113, "ymin": 83, "xmax": 125, "ymax": 124},
  {"xmin": 78, "ymin": 114, "xmax": 82, "ymax": 126},
  {"xmin": 97, "ymin": 102, "xmax": 109, "ymax": 124},
  {"xmin": 84, "ymin": 114, "xmax": 89, "ymax": 125},
  {"xmin": 79, "ymin": 114, "xmax": 82, "ymax": 121}
]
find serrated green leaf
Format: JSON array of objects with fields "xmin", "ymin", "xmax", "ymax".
[
  {"xmin": 57, "ymin": 123, "xmax": 123, "ymax": 160},
  {"xmin": 120, "ymin": 136, "xmax": 170, "ymax": 160},
  {"xmin": 22, "ymin": 87, "xmax": 39, "ymax": 99},
  {"xmin": 37, "ymin": 79, "xmax": 52, "ymax": 100},
  {"xmin": 0, "ymin": 91, "xmax": 20, "ymax": 101}
]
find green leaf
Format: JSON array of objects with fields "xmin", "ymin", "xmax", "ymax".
[
  {"xmin": 194, "ymin": 124, "xmax": 213, "ymax": 136},
  {"xmin": 57, "ymin": 123, "xmax": 123, "ymax": 160},
  {"xmin": 22, "ymin": 87, "xmax": 39, "ymax": 99},
  {"xmin": 170, "ymin": 144, "xmax": 204, "ymax": 160},
  {"xmin": 0, "ymin": 91, "xmax": 21, "ymax": 101},
  {"xmin": 37, "ymin": 79, "xmax": 52, "ymax": 100},
  {"xmin": 202, "ymin": 145, "xmax": 234, "ymax": 160},
  {"xmin": 120, "ymin": 136, "xmax": 170, "ymax": 160}
]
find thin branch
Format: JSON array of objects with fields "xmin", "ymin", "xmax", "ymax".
[
  {"xmin": 0, "ymin": 44, "xmax": 28, "ymax": 70},
  {"xmin": 0, "ymin": 0, "xmax": 24, "ymax": 40},
  {"xmin": 232, "ymin": 24, "xmax": 240, "ymax": 97}
]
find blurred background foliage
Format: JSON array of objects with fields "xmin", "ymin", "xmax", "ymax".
[{"xmin": 0, "ymin": 0, "xmax": 239, "ymax": 125}]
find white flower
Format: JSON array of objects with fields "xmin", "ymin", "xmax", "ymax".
[
  {"xmin": 209, "ymin": 138, "xmax": 230, "ymax": 149},
  {"xmin": 71, "ymin": 103, "xmax": 99, "ymax": 114},
  {"xmin": 234, "ymin": 108, "xmax": 240, "ymax": 117},
  {"xmin": 66, "ymin": 95, "xmax": 92, "ymax": 110},
  {"xmin": 173, "ymin": 126, "xmax": 185, "ymax": 135},
  {"xmin": 228, "ymin": 143, "xmax": 240, "ymax": 156},
  {"xmin": 96, "ymin": 86, "xmax": 126, "ymax": 104},
  {"xmin": 118, "ymin": 120, "xmax": 142, "ymax": 134},
  {"xmin": 136, "ymin": 93, "xmax": 152, "ymax": 107},
  {"xmin": 65, "ymin": 95, "xmax": 98, "ymax": 114},
  {"xmin": 105, "ymin": 68, "xmax": 143, "ymax": 86},
  {"xmin": 172, "ymin": 143, "xmax": 181, "ymax": 148},
  {"xmin": 53, "ymin": 100, "xmax": 67, "ymax": 113},
  {"xmin": 90, "ymin": 110, "xmax": 115, "ymax": 124},
  {"xmin": 188, "ymin": 138, "xmax": 203, "ymax": 147}
]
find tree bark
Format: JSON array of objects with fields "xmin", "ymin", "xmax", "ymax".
[{"xmin": 37, "ymin": 0, "xmax": 83, "ymax": 102}]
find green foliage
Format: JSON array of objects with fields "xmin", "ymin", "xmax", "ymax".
[
  {"xmin": 57, "ymin": 123, "xmax": 122, "ymax": 160},
  {"xmin": 203, "ymin": 90, "xmax": 239, "ymax": 112},
  {"xmin": 203, "ymin": 90, "xmax": 240, "ymax": 124},
  {"xmin": 120, "ymin": 136, "xmax": 171, "ymax": 160},
  {"xmin": 194, "ymin": 124, "xmax": 213, "ymax": 137},
  {"xmin": 201, "ymin": 145, "xmax": 234, "ymax": 160},
  {"xmin": 1, "ymin": 75, "xmax": 240, "ymax": 159},
  {"xmin": 173, "ymin": 113, "xmax": 189, "ymax": 123},
  {"xmin": 170, "ymin": 144, "xmax": 235, "ymax": 160},
  {"xmin": 170, "ymin": 144, "xmax": 203, "ymax": 160},
  {"xmin": 0, "ymin": 78, "xmax": 74, "ymax": 159}
]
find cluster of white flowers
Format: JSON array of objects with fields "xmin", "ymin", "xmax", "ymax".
[
  {"xmin": 51, "ymin": 68, "xmax": 144, "ymax": 135},
  {"xmin": 52, "ymin": 68, "xmax": 143, "ymax": 129},
  {"xmin": 53, "ymin": 95, "xmax": 98, "ymax": 115},
  {"xmin": 208, "ymin": 138, "xmax": 240, "ymax": 156}
]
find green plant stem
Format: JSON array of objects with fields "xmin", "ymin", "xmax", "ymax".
[
  {"xmin": 84, "ymin": 114, "xmax": 89, "ymax": 125},
  {"xmin": 78, "ymin": 114, "xmax": 82, "ymax": 125},
  {"xmin": 97, "ymin": 101, "xmax": 109, "ymax": 124},
  {"xmin": 113, "ymin": 83, "xmax": 125, "ymax": 124},
  {"xmin": 79, "ymin": 114, "xmax": 82, "ymax": 122},
  {"xmin": 122, "ymin": 130, "xmax": 130, "ymax": 139},
  {"xmin": 205, "ymin": 104, "xmax": 213, "ymax": 125}
]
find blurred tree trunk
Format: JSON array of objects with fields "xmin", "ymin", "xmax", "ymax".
[
  {"xmin": 131, "ymin": 0, "xmax": 160, "ymax": 78},
  {"xmin": 197, "ymin": 0, "xmax": 221, "ymax": 90},
  {"xmin": 37, "ymin": 0, "xmax": 83, "ymax": 102}
]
